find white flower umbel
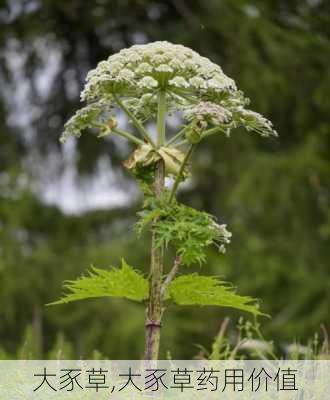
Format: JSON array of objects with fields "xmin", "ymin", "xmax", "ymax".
[
  {"xmin": 79, "ymin": 41, "xmax": 237, "ymax": 105},
  {"xmin": 237, "ymin": 107, "xmax": 278, "ymax": 138},
  {"xmin": 186, "ymin": 102, "xmax": 232, "ymax": 125},
  {"xmin": 61, "ymin": 40, "xmax": 277, "ymax": 145}
]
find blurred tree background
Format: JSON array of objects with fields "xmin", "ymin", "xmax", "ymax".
[{"xmin": 0, "ymin": 0, "xmax": 329, "ymax": 359}]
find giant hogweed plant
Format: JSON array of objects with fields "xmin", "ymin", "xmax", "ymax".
[{"xmin": 53, "ymin": 42, "xmax": 277, "ymax": 360}]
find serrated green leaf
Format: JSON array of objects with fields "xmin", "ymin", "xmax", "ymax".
[
  {"xmin": 168, "ymin": 274, "xmax": 263, "ymax": 316},
  {"xmin": 137, "ymin": 201, "xmax": 232, "ymax": 266},
  {"xmin": 49, "ymin": 259, "xmax": 149, "ymax": 305}
]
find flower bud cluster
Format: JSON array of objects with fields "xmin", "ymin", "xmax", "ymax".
[
  {"xmin": 211, "ymin": 221, "xmax": 232, "ymax": 254},
  {"xmin": 60, "ymin": 100, "xmax": 113, "ymax": 143},
  {"xmin": 236, "ymin": 107, "xmax": 278, "ymax": 137},
  {"xmin": 184, "ymin": 101, "xmax": 233, "ymax": 143},
  {"xmin": 187, "ymin": 101, "xmax": 232, "ymax": 126}
]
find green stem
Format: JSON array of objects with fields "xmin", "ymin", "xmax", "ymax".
[
  {"xmin": 112, "ymin": 128, "xmax": 145, "ymax": 146},
  {"xmin": 171, "ymin": 89, "xmax": 199, "ymax": 104},
  {"xmin": 173, "ymin": 139, "xmax": 188, "ymax": 148},
  {"xmin": 202, "ymin": 126, "xmax": 222, "ymax": 138},
  {"xmin": 157, "ymin": 90, "xmax": 166, "ymax": 147},
  {"xmin": 169, "ymin": 144, "xmax": 194, "ymax": 203},
  {"xmin": 166, "ymin": 125, "xmax": 189, "ymax": 146},
  {"xmin": 144, "ymin": 90, "xmax": 167, "ymax": 360},
  {"xmin": 113, "ymin": 94, "xmax": 156, "ymax": 148}
]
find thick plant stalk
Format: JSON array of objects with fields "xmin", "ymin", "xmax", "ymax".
[
  {"xmin": 144, "ymin": 159, "xmax": 165, "ymax": 360},
  {"xmin": 144, "ymin": 90, "xmax": 166, "ymax": 360}
]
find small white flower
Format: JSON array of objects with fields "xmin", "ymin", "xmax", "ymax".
[
  {"xmin": 189, "ymin": 77, "xmax": 207, "ymax": 89},
  {"xmin": 207, "ymin": 78, "xmax": 224, "ymax": 90},
  {"xmin": 185, "ymin": 102, "xmax": 232, "ymax": 128},
  {"xmin": 138, "ymin": 76, "xmax": 158, "ymax": 89},
  {"xmin": 239, "ymin": 109, "xmax": 278, "ymax": 137},
  {"xmin": 140, "ymin": 93, "xmax": 153, "ymax": 102},
  {"xmin": 182, "ymin": 59, "xmax": 196, "ymax": 70},
  {"xmin": 98, "ymin": 73, "xmax": 112, "ymax": 82},
  {"xmin": 97, "ymin": 61, "xmax": 109, "ymax": 71},
  {"xmin": 150, "ymin": 53, "xmax": 168, "ymax": 65},
  {"xmin": 155, "ymin": 64, "xmax": 173, "ymax": 73},
  {"xmin": 126, "ymin": 52, "xmax": 142, "ymax": 63},
  {"xmin": 117, "ymin": 68, "xmax": 135, "ymax": 81},
  {"xmin": 136, "ymin": 62, "xmax": 153, "ymax": 74},
  {"xmin": 168, "ymin": 76, "xmax": 189, "ymax": 88},
  {"xmin": 169, "ymin": 59, "xmax": 182, "ymax": 70},
  {"xmin": 109, "ymin": 61, "xmax": 124, "ymax": 74},
  {"xmin": 219, "ymin": 244, "xmax": 226, "ymax": 254}
]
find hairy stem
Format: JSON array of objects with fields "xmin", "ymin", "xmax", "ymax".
[
  {"xmin": 144, "ymin": 90, "xmax": 166, "ymax": 360},
  {"xmin": 169, "ymin": 144, "xmax": 194, "ymax": 203},
  {"xmin": 113, "ymin": 94, "xmax": 156, "ymax": 148}
]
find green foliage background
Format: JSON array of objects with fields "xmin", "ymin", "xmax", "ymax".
[{"xmin": 0, "ymin": 0, "xmax": 329, "ymax": 359}]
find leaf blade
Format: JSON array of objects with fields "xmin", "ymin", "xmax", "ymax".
[
  {"xmin": 48, "ymin": 259, "xmax": 149, "ymax": 305},
  {"xmin": 169, "ymin": 274, "xmax": 264, "ymax": 316}
]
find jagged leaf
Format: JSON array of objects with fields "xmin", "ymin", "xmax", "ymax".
[
  {"xmin": 49, "ymin": 259, "xmax": 149, "ymax": 305},
  {"xmin": 168, "ymin": 274, "xmax": 263, "ymax": 316},
  {"xmin": 137, "ymin": 201, "xmax": 232, "ymax": 266}
]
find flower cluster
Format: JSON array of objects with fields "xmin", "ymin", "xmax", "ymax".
[
  {"xmin": 61, "ymin": 41, "xmax": 277, "ymax": 143},
  {"xmin": 183, "ymin": 99, "xmax": 277, "ymax": 142},
  {"xmin": 60, "ymin": 100, "xmax": 114, "ymax": 143},
  {"xmin": 81, "ymin": 41, "xmax": 236, "ymax": 102},
  {"xmin": 236, "ymin": 107, "xmax": 278, "ymax": 137},
  {"xmin": 211, "ymin": 222, "xmax": 232, "ymax": 254},
  {"xmin": 184, "ymin": 101, "xmax": 233, "ymax": 143},
  {"xmin": 187, "ymin": 102, "xmax": 232, "ymax": 126}
]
